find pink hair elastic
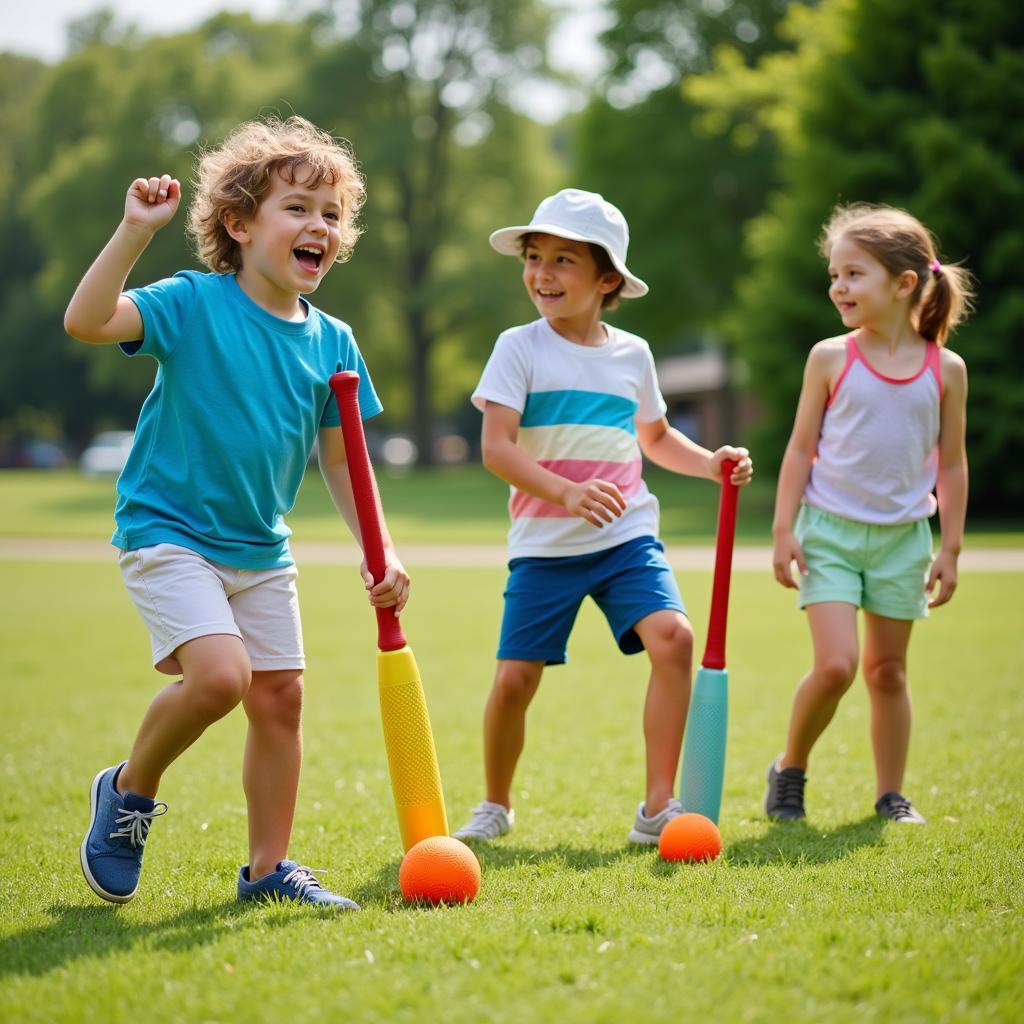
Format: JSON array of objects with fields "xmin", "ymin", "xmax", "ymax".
[{"xmin": 930, "ymin": 259, "xmax": 942, "ymax": 274}]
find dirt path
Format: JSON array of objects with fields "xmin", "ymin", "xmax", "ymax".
[{"xmin": 3, "ymin": 538, "xmax": 1023, "ymax": 572}]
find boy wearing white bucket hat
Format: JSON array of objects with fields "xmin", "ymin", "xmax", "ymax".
[{"xmin": 455, "ymin": 189, "xmax": 754, "ymax": 844}]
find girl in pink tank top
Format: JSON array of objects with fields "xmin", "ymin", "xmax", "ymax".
[{"xmin": 765, "ymin": 204, "xmax": 974, "ymax": 825}]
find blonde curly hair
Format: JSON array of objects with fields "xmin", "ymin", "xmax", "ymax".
[{"xmin": 187, "ymin": 116, "xmax": 365, "ymax": 274}]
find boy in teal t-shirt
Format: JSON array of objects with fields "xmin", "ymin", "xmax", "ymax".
[{"xmin": 65, "ymin": 116, "xmax": 407, "ymax": 909}]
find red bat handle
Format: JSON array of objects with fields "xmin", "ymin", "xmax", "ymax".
[
  {"xmin": 702, "ymin": 458, "xmax": 739, "ymax": 670},
  {"xmin": 329, "ymin": 371, "xmax": 406, "ymax": 653}
]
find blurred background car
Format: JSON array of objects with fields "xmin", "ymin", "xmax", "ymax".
[
  {"xmin": 79, "ymin": 431, "xmax": 134, "ymax": 476},
  {"xmin": 0, "ymin": 438, "xmax": 70, "ymax": 469},
  {"xmin": 363, "ymin": 428, "xmax": 470, "ymax": 470}
]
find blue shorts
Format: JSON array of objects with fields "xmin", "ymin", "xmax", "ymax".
[{"xmin": 498, "ymin": 535, "xmax": 686, "ymax": 665}]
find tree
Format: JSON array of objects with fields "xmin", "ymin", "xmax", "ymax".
[
  {"xmin": 10, "ymin": 5, "xmax": 564, "ymax": 457},
  {"xmin": 689, "ymin": 0, "xmax": 1024, "ymax": 512},
  {"xmin": 572, "ymin": 0, "xmax": 803, "ymax": 353},
  {"xmin": 0, "ymin": 53, "xmax": 66, "ymax": 452},
  {"xmin": 16, "ymin": 14, "xmax": 334, "ymax": 444},
  {"xmin": 296, "ymin": 0, "xmax": 562, "ymax": 463}
]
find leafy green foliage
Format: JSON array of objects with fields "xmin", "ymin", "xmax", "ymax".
[
  {"xmin": 574, "ymin": 88, "xmax": 777, "ymax": 350},
  {"xmin": 1, "ymin": 0, "xmax": 1020, "ymax": 501},
  {"xmin": 597, "ymin": 0, "xmax": 797, "ymax": 79},
  {"xmin": 6, "ymin": 6, "xmax": 563, "ymax": 454},
  {"xmin": 296, "ymin": 0, "xmax": 564, "ymax": 460},
  {"xmin": 689, "ymin": 0, "xmax": 1024, "ymax": 511},
  {"xmin": 570, "ymin": 1, "xmax": 805, "ymax": 352},
  {"xmin": 0, "ymin": 54, "xmax": 64, "ymax": 447},
  {"xmin": 10, "ymin": 15, "xmax": 315, "ymax": 445}
]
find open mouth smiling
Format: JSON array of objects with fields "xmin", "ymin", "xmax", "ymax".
[{"xmin": 294, "ymin": 245, "xmax": 325, "ymax": 272}]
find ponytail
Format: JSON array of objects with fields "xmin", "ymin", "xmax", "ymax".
[{"xmin": 917, "ymin": 260, "xmax": 975, "ymax": 347}]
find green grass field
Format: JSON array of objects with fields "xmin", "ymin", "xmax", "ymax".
[
  {"xmin": 4, "ymin": 467, "xmax": 1022, "ymax": 545},
  {"xmin": 2, "ymin": 557, "xmax": 1022, "ymax": 1021},
  {"xmin": 2, "ymin": 465, "xmax": 767, "ymax": 543},
  {"xmin": 1, "ymin": 469, "xmax": 1022, "ymax": 1021}
]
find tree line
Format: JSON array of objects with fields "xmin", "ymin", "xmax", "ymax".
[{"xmin": 1, "ymin": 0, "xmax": 1019, "ymax": 511}]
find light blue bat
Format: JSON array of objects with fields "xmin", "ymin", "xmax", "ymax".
[{"xmin": 679, "ymin": 461, "xmax": 739, "ymax": 825}]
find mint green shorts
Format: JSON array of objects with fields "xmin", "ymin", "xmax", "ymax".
[{"xmin": 794, "ymin": 505, "xmax": 933, "ymax": 620}]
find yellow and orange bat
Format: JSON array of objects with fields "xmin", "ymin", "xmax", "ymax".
[{"xmin": 330, "ymin": 371, "xmax": 449, "ymax": 852}]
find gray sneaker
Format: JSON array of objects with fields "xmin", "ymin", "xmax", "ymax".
[
  {"xmin": 765, "ymin": 756, "xmax": 807, "ymax": 821},
  {"xmin": 627, "ymin": 797, "xmax": 684, "ymax": 844},
  {"xmin": 453, "ymin": 800, "xmax": 514, "ymax": 841},
  {"xmin": 875, "ymin": 791, "xmax": 927, "ymax": 824}
]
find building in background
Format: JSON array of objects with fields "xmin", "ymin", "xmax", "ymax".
[{"xmin": 656, "ymin": 349, "xmax": 758, "ymax": 451}]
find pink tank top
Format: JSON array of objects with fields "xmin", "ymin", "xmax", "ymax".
[{"xmin": 804, "ymin": 335, "xmax": 942, "ymax": 525}]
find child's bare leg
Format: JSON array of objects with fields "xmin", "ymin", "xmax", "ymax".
[
  {"xmin": 242, "ymin": 669, "xmax": 304, "ymax": 880},
  {"xmin": 483, "ymin": 659, "xmax": 543, "ymax": 809},
  {"xmin": 861, "ymin": 612, "xmax": 914, "ymax": 798},
  {"xmin": 782, "ymin": 602, "xmax": 859, "ymax": 770},
  {"xmin": 119, "ymin": 634, "xmax": 251, "ymax": 798},
  {"xmin": 634, "ymin": 610, "xmax": 693, "ymax": 816}
]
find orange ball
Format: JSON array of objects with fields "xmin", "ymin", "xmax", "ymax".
[
  {"xmin": 399, "ymin": 836, "xmax": 481, "ymax": 904},
  {"xmin": 658, "ymin": 812, "xmax": 723, "ymax": 863}
]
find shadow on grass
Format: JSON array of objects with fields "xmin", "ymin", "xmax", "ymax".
[
  {"xmin": 724, "ymin": 815, "xmax": 886, "ymax": 866},
  {"xmin": 351, "ymin": 841, "xmax": 653, "ymax": 908},
  {"xmin": 471, "ymin": 841, "xmax": 651, "ymax": 871},
  {"xmin": 0, "ymin": 899, "xmax": 261, "ymax": 979},
  {"xmin": 336, "ymin": 821, "xmax": 887, "ymax": 909}
]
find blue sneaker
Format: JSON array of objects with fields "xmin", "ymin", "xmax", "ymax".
[
  {"xmin": 80, "ymin": 762, "xmax": 168, "ymax": 903},
  {"xmin": 237, "ymin": 860, "xmax": 360, "ymax": 910}
]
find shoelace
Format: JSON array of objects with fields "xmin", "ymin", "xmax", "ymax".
[
  {"xmin": 281, "ymin": 865, "xmax": 326, "ymax": 898},
  {"xmin": 110, "ymin": 802, "xmax": 168, "ymax": 847},
  {"xmin": 776, "ymin": 771, "xmax": 806, "ymax": 808},
  {"xmin": 880, "ymin": 795, "xmax": 913, "ymax": 819}
]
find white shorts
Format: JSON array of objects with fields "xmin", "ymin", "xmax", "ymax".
[{"xmin": 119, "ymin": 543, "xmax": 305, "ymax": 675}]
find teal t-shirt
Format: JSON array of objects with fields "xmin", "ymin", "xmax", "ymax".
[{"xmin": 113, "ymin": 271, "xmax": 382, "ymax": 568}]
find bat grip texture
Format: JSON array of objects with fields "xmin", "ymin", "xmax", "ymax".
[
  {"xmin": 702, "ymin": 458, "xmax": 739, "ymax": 671},
  {"xmin": 330, "ymin": 371, "xmax": 406, "ymax": 653}
]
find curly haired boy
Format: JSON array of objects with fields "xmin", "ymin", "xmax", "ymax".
[{"xmin": 65, "ymin": 116, "xmax": 407, "ymax": 909}]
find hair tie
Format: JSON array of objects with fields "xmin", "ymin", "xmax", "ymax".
[{"xmin": 930, "ymin": 259, "xmax": 942, "ymax": 275}]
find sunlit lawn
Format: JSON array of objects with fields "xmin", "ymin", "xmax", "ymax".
[
  {"xmin": 1, "ymin": 544, "xmax": 1021, "ymax": 1021},
  {"xmin": 3, "ymin": 465, "xmax": 769, "ymax": 544},
  {"xmin": 2, "ymin": 467, "xmax": 1022, "ymax": 547}
]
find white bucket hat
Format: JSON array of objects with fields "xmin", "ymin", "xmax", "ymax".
[{"xmin": 489, "ymin": 188, "xmax": 648, "ymax": 298}]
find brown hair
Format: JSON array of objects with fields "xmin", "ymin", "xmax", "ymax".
[
  {"xmin": 187, "ymin": 116, "xmax": 365, "ymax": 274},
  {"xmin": 819, "ymin": 203, "xmax": 974, "ymax": 346},
  {"xmin": 518, "ymin": 233, "xmax": 625, "ymax": 310}
]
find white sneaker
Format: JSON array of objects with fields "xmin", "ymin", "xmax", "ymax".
[
  {"xmin": 453, "ymin": 800, "xmax": 514, "ymax": 841},
  {"xmin": 627, "ymin": 797, "xmax": 684, "ymax": 844}
]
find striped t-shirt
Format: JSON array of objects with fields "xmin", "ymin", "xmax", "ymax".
[{"xmin": 472, "ymin": 318, "xmax": 667, "ymax": 558}]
